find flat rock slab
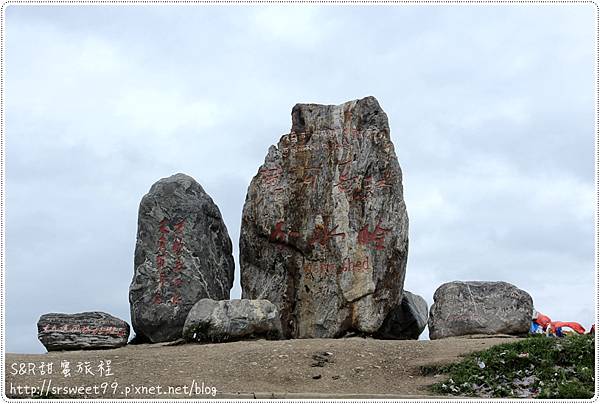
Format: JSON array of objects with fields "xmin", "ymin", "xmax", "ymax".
[
  {"xmin": 37, "ymin": 312, "xmax": 129, "ymax": 351},
  {"xmin": 183, "ymin": 299, "xmax": 282, "ymax": 342},
  {"xmin": 428, "ymin": 281, "xmax": 533, "ymax": 340},
  {"xmin": 240, "ymin": 96, "xmax": 409, "ymax": 338},
  {"xmin": 129, "ymin": 173, "xmax": 234, "ymax": 343}
]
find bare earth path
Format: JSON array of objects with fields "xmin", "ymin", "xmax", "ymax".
[{"xmin": 5, "ymin": 336, "xmax": 519, "ymax": 399}]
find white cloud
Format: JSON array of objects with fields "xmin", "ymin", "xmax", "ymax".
[
  {"xmin": 114, "ymin": 89, "xmax": 224, "ymax": 135},
  {"xmin": 77, "ymin": 36, "xmax": 123, "ymax": 74},
  {"xmin": 251, "ymin": 6, "xmax": 325, "ymax": 48}
]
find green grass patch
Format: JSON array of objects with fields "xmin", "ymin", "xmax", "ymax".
[{"xmin": 428, "ymin": 334, "xmax": 595, "ymax": 398}]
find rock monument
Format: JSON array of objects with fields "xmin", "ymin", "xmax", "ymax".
[
  {"xmin": 240, "ymin": 96, "xmax": 409, "ymax": 338},
  {"xmin": 129, "ymin": 173, "xmax": 235, "ymax": 342}
]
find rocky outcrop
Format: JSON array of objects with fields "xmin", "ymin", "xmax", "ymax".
[
  {"xmin": 240, "ymin": 96, "xmax": 409, "ymax": 338},
  {"xmin": 37, "ymin": 312, "xmax": 129, "ymax": 351},
  {"xmin": 376, "ymin": 290, "xmax": 428, "ymax": 340},
  {"xmin": 183, "ymin": 299, "xmax": 282, "ymax": 342},
  {"xmin": 428, "ymin": 281, "xmax": 533, "ymax": 340},
  {"xmin": 129, "ymin": 173, "xmax": 234, "ymax": 343}
]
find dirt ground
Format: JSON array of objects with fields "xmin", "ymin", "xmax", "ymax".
[{"xmin": 5, "ymin": 335, "xmax": 520, "ymax": 399}]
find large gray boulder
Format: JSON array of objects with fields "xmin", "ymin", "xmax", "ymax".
[
  {"xmin": 129, "ymin": 173, "xmax": 234, "ymax": 343},
  {"xmin": 37, "ymin": 312, "xmax": 129, "ymax": 351},
  {"xmin": 240, "ymin": 96, "xmax": 409, "ymax": 338},
  {"xmin": 428, "ymin": 281, "xmax": 533, "ymax": 340},
  {"xmin": 376, "ymin": 290, "xmax": 428, "ymax": 340},
  {"xmin": 183, "ymin": 299, "xmax": 282, "ymax": 342}
]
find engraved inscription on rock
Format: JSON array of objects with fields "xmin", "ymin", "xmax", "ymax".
[{"xmin": 240, "ymin": 96, "xmax": 409, "ymax": 338}]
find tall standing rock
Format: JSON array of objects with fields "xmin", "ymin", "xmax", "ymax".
[
  {"xmin": 129, "ymin": 173, "xmax": 234, "ymax": 342},
  {"xmin": 240, "ymin": 96, "xmax": 409, "ymax": 338}
]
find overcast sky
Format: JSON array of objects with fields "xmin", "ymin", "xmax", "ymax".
[{"xmin": 5, "ymin": 5, "xmax": 596, "ymax": 353}]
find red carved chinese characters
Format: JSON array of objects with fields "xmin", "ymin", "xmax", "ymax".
[
  {"xmin": 154, "ymin": 219, "xmax": 186, "ymax": 305},
  {"xmin": 274, "ymin": 129, "xmax": 396, "ymax": 202},
  {"xmin": 169, "ymin": 294, "xmax": 182, "ymax": 305},
  {"xmin": 299, "ymin": 172, "xmax": 317, "ymax": 191},
  {"xmin": 158, "ymin": 236, "xmax": 167, "ymax": 250},
  {"xmin": 269, "ymin": 221, "xmax": 287, "ymax": 243},
  {"xmin": 159, "ymin": 220, "xmax": 170, "ymax": 234},
  {"xmin": 335, "ymin": 167, "xmax": 394, "ymax": 202},
  {"xmin": 358, "ymin": 221, "xmax": 391, "ymax": 251},
  {"xmin": 259, "ymin": 167, "xmax": 283, "ymax": 189},
  {"xmin": 353, "ymin": 176, "xmax": 374, "ymax": 201},
  {"xmin": 174, "ymin": 259, "xmax": 183, "ymax": 273},
  {"xmin": 308, "ymin": 220, "xmax": 346, "ymax": 247},
  {"xmin": 334, "ymin": 165, "xmax": 359, "ymax": 195},
  {"xmin": 172, "ymin": 238, "xmax": 183, "ymax": 254},
  {"xmin": 42, "ymin": 324, "xmax": 127, "ymax": 338},
  {"xmin": 269, "ymin": 221, "xmax": 302, "ymax": 250},
  {"xmin": 375, "ymin": 169, "xmax": 394, "ymax": 190}
]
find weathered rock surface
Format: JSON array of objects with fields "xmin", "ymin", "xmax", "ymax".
[
  {"xmin": 183, "ymin": 299, "xmax": 282, "ymax": 342},
  {"xmin": 37, "ymin": 312, "xmax": 129, "ymax": 351},
  {"xmin": 240, "ymin": 96, "xmax": 409, "ymax": 338},
  {"xmin": 376, "ymin": 290, "xmax": 428, "ymax": 340},
  {"xmin": 129, "ymin": 173, "xmax": 234, "ymax": 343},
  {"xmin": 428, "ymin": 281, "xmax": 533, "ymax": 340}
]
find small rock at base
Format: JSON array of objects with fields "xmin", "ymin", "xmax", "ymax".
[
  {"xmin": 428, "ymin": 281, "xmax": 533, "ymax": 339},
  {"xmin": 183, "ymin": 298, "xmax": 282, "ymax": 343},
  {"xmin": 37, "ymin": 312, "xmax": 130, "ymax": 351}
]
